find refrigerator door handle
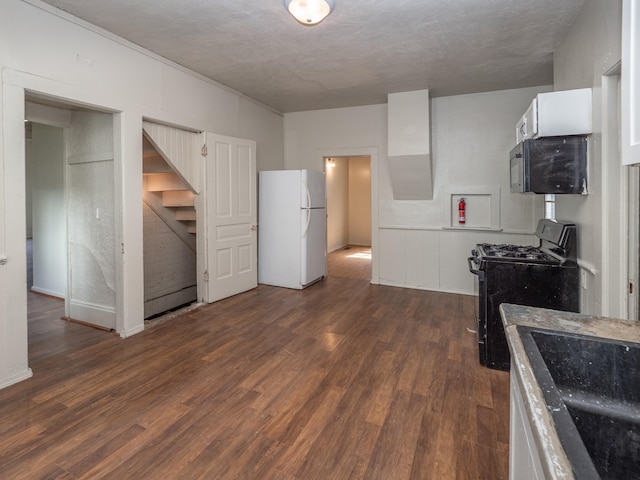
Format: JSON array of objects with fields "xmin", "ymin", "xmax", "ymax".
[
  {"xmin": 301, "ymin": 180, "xmax": 312, "ymax": 238},
  {"xmin": 302, "ymin": 207, "xmax": 311, "ymax": 238},
  {"xmin": 303, "ymin": 180, "xmax": 311, "ymax": 209}
]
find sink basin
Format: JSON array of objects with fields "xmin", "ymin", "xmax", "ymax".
[{"xmin": 517, "ymin": 326, "xmax": 640, "ymax": 479}]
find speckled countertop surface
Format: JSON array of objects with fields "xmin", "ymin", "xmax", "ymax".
[{"xmin": 499, "ymin": 303, "xmax": 640, "ymax": 480}]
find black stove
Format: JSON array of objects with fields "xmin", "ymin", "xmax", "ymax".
[
  {"xmin": 468, "ymin": 219, "xmax": 580, "ymax": 371},
  {"xmin": 476, "ymin": 244, "xmax": 559, "ymax": 263}
]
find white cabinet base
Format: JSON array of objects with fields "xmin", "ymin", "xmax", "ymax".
[{"xmin": 509, "ymin": 373, "xmax": 546, "ymax": 480}]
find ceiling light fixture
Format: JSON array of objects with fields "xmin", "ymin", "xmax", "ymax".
[{"xmin": 284, "ymin": 0, "xmax": 335, "ymax": 26}]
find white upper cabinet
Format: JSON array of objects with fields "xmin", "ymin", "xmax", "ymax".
[
  {"xmin": 515, "ymin": 89, "xmax": 592, "ymax": 143},
  {"xmin": 622, "ymin": 0, "xmax": 640, "ymax": 165}
]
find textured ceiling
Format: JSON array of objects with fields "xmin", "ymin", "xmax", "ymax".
[{"xmin": 37, "ymin": 0, "xmax": 587, "ymax": 113}]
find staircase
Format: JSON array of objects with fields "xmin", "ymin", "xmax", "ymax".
[
  {"xmin": 143, "ymin": 136, "xmax": 197, "ymax": 244},
  {"xmin": 142, "ymin": 134, "xmax": 198, "ymax": 319}
]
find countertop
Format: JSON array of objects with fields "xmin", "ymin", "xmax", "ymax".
[{"xmin": 499, "ymin": 303, "xmax": 640, "ymax": 480}]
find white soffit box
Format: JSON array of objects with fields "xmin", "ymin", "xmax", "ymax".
[
  {"xmin": 388, "ymin": 90, "xmax": 430, "ymax": 155},
  {"xmin": 387, "ymin": 154, "xmax": 432, "ymax": 200},
  {"xmin": 387, "ymin": 90, "xmax": 432, "ymax": 200}
]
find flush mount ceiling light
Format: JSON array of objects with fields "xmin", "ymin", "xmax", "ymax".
[{"xmin": 284, "ymin": 0, "xmax": 335, "ymax": 26}]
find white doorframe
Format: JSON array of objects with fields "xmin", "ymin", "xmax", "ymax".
[
  {"xmin": 196, "ymin": 131, "xmax": 208, "ymax": 303},
  {"xmin": 317, "ymin": 147, "xmax": 379, "ymax": 284},
  {"xmin": 601, "ymin": 70, "xmax": 630, "ymax": 319},
  {"xmin": 601, "ymin": 65, "xmax": 640, "ymax": 321},
  {"xmin": 0, "ymin": 82, "xmax": 31, "ymax": 388},
  {"xmin": 628, "ymin": 165, "xmax": 639, "ymax": 320},
  {"xmin": 0, "ymin": 69, "xmax": 134, "ymax": 389}
]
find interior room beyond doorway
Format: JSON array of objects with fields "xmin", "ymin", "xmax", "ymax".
[{"xmin": 325, "ymin": 155, "xmax": 371, "ymax": 280}]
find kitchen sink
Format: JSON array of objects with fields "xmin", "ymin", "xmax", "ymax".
[{"xmin": 517, "ymin": 326, "xmax": 640, "ymax": 479}]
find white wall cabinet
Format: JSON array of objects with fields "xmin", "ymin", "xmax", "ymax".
[
  {"xmin": 516, "ymin": 88, "xmax": 592, "ymax": 143},
  {"xmin": 622, "ymin": 0, "xmax": 640, "ymax": 165},
  {"xmin": 509, "ymin": 374, "xmax": 546, "ymax": 480}
]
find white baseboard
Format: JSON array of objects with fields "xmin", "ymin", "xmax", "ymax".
[
  {"xmin": 0, "ymin": 368, "xmax": 33, "ymax": 390},
  {"xmin": 119, "ymin": 324, "xmax": 145, "ymax": 338},
  {"xmin": 377, "ymin": 280, "xmax": 475, "ymax": 297},
  {"xmin": 69, "ymin": 299, "xmax": 116, "ymax": 330},
  {"xmin": 30, "ymin": 286, "xmax": 64, "ymax": 299}
]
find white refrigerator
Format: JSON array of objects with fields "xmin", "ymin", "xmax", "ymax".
[{"xmin": 258, "ymin": 169, "xmax": 327, "ymax": 289}]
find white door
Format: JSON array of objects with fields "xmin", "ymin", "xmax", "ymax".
[
  {"xmin": 204, "ymin": 133, "xmax": 257, "ymax": 302},
  {"xmin": 67, "ymin": 111, "xmax": 117, "ymax": 331}
]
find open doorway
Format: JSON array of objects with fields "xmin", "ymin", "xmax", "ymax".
[
  {"xmin": 598, "ymin": 67, "xmax": 635, "ymax": 320},
  {"xmin": 325, "ymin": 156, "xmax": 371, "ymax": 281},
  {"xmin": 25, "ymin": 97, "xmax": 118, "ymax": 360},
  {"xmin": 25, "ymin": 120, "xmax": 69, "ymax": 362},
  {"xmin": 26, "ymin": 121, "xmax": 66, "ymax": 300},
  {"xmin": 141, "ymin": 132, "xmax": 197, "ymax": 321}
]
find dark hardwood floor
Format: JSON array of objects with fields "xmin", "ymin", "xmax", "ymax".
[{"xmin": 0, "ymin": 249, "xmax": 509, "ymax": 479}]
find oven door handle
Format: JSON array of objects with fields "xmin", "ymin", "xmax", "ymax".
[{"xmin": 468, "ymin": 256, "xmax": 480, "ymax": 276}]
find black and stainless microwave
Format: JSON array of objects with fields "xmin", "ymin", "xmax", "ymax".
[{"xmin": 510, "ymin": 135, "xmax": 588, "ymax": 194}]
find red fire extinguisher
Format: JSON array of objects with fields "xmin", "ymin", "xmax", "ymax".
[{"xmin": 458, "ymin": 198, "xmax": 466, "ymax": 225}]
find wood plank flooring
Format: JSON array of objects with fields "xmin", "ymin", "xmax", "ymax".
[
  {"xmin": 0, "ymin": 249, "xmax": 509, "ymax": 479},
  {"xmin": 327, "ymin": 245, "xmax": 372, "ymax": 281}
]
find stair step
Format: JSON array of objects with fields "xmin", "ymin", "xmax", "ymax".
[
  {"xmin": 162, "ymin": 190, "xmax": 195, "ymax": 207},
  {"xmin": 147, "ymin": 172, "xmax": 189, "ymax": 192},
  {"xmin": 175, "ymin": 208, "xmax": 196, "ymax": 221},
  {"xmin": 186, "ymin": 222, "xmax": 197, "ymax": 234}
]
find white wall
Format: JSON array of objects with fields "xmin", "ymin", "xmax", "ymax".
[
  {"xmin": 0, "ymin": 0, "xmax": 284, "ymax": 389},
  {"xmin": 284, "ymin": 86, "xmax": 550, "ymax": 294},
  {"xmin": 326, "ymin": 158, "xmax": 349, "ymax": 252},
  {"xmin": 348, "ymin": 157, "xmax": 371, "ymax": 246},
  {"xmin": 553, "ymin": 0, "xmax": 623, "ymax": 316},
  {"xmin": 30, "ymin": 123, "xmax": 66, "ymax": 298}
]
